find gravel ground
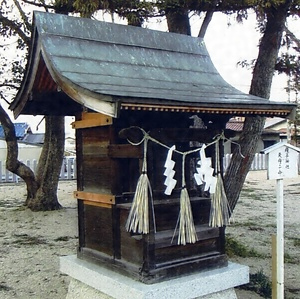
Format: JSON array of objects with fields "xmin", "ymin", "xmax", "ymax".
[{"xmin": 0, "ymin": 171, "xmax": 299, "ymax": 298}]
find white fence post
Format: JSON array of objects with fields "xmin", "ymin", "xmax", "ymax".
[
  {"xmin": 223, "ymin": 153, "xmax": 267, "ymax": 172},
  {"xmin": 73, "ymin": 160, "xmax": 77, "ymax": 179},
  {"xmin": 60, "ymin": 162, "xmax": 65, "ymax": 180},
  {"xmin": 66, "ymin": 159, "xmax": 72, "ymax": 180},
  {"xmin": 33, "ymin": 159, "xmax": 37, "ymax": 173},
  {"xmin": 5, "ymin": 160, "xmax": 10, "ymax": 182}
]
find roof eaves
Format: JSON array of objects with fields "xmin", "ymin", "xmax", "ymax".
[
  {"xmin": 119, "ymin": 101, "xmax": 295, "ymax": 119},
  {"xmin": 10, "ymin": 11, "xmax": 298, "ymax": 119},
  {"xmin": 10, "ymin": 25, "xmax": 43, "ymax": 118}
]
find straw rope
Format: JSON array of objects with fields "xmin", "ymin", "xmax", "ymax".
[
  {"xmin": 125, "ymin": 138, "xmax": 156, "ymax": 234},
  {"xmin": 176, "ymin": 153, "xmax": 198, "ymax": 245},
  {"xmin": 124, "ymin": 127, "xmax": 237, "ymax": 239},
  {"xmin": 209, "ymin": 140, "xmax": 232, "ymax": 227}
]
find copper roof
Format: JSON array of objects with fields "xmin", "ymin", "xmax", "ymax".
[{"xmin": 11, "ymin": 11, "xmax": 296, "ymax": 118}]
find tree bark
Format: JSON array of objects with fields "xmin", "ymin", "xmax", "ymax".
[
  {"xmin": 225, "ymin": 3, "xmax": 291, "ymax": 212},
  {"xmin": 0, "ymin": 104, "xmax": 38, "ymax": 199},
  {"xmin": 27, "ymin": 115, "xmax": 65, "ymax": 211},
  {"xmin": 166, "ymin": 7, "xmax": 191, "ymax": 35},
  {"xmin": 0, "ymin": 104, "xmax": 65, "ymax": 211}
]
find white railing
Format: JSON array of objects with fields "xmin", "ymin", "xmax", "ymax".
[
  {"xmin": 0, "ymin": 157, "xmax": 77, "ymax": 183},
  {"xmin": 1, "ymin": 153, "xmax": 267, "ymax": 184},
  {"xmin": 223, "ymin": 153, "xmax": 267, "ymax": 171}
]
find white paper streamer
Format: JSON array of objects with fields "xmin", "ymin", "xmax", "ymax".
[
  {"xmin": 164, "ymin": 145, "xmax": 177, "ymax": 195},
  {"xmin": 194, "ymin": 145, "xmax": 217, "ymax": 193}
]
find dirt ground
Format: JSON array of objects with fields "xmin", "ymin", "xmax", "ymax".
[{"xmin": 0, "ymin": 170, "xmax": 299, "ymax": 298}]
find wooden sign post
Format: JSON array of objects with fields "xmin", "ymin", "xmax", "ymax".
[{"xmin": 264, "ymin": 143, "xmax": 300, "ymax": 299}]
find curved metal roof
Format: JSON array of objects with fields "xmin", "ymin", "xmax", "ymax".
[{"xmin": 11, "ymin": 11, "xmax": 295, "ymax": 118}]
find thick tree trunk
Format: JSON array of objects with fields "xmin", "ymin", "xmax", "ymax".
[
  {"xmin": 225, "ymin": 3, "xmax": 291, "ymax": 212},
  {"xmin": 0, "ymin": 104, "xmax": 65, "ymax": 211},
  {"xmin": 166, "ymin": 7, "xmax": 191, "ymax": 35},
  {"xmin": 0, "ymin": 104, "xmax": 38, "ymax": 199},
  {"xmin": 27, "ymin": 115, "xmax": 65, "ymax": 211}
]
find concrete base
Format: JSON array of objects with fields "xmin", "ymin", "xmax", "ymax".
[{"xmin": 60, "ymin": 255, "xmax": 249, "ymax": 299}]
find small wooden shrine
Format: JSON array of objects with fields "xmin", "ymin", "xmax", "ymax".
[{"xmin": 11, "ymin": 12, "xmax": 295, "ymax": 284}]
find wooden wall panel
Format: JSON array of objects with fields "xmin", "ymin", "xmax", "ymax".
[
  {"xmin": 82, "ymin": 158, "xmax": 112, "ymax": 193},
  {"xmin": 119, "ymin": 209, "xmax": 143, "ymax": 265},
  {"xmin": 84, "ymin": 204, "xmax": 114, "ymax": 256},
  {"xmin": 155, "ymin": 238, "xmax": 219, "ymax": 265}
]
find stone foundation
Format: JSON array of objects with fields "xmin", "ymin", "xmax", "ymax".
[{"xmin": 60, "ymin": 255, "xmax": 249, "ymax": 299}]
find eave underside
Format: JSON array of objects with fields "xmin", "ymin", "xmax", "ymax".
[{"xmin": 120, "ymin": 102, "xmax": 293, "ymax": 118}]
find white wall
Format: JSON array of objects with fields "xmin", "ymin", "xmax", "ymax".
[{"xmin": 0, "ymin": 140, "xmax": 42, "ymax": 162}]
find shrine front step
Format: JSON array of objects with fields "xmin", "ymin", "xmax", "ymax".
[{"xmin": 60, "ymin": 255, "xmax": 249, "ymax": 299}]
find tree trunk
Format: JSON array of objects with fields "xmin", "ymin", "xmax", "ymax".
[
  {"xmin": 0, "ymin": 104, "xmax": 65, "ymax": 211},
  {"xmin": 0, "ymin": 104, "xmax": 38, "ymax": 199},
  {"xmin": 166, "ymin": 7, "xmax": 191, "ymax": 35},
  {"xmin": 225, "ymin": 3, "xmax": 291, "ymax": 212},
  {"xmin": 27, "ymin": 115, "xmax": 65, "ymax": 211},
  {"xmin": 1, "ymin": 3, "xmax": 71, "ymax": 211},
  {"xmin": 198, "ymin": 1, "xmax": 218, "ymax": 38}
]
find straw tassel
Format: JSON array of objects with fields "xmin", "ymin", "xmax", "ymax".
[
  {"xmin": 209, "ymin": 141, "xmax": 231, "ymax": 227},
  {"xmin": 125, "ymin": 138, "xmax": 155, "ymax": 234},
  {"xmin": 176, "ymin": 154, "xmax": 198, "ymax": 245}
]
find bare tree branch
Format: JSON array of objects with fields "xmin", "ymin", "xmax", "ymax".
[
  {"xmin": 21, "ymin": 0, "xmax": 54, "ymax": 10},
  {"xmin": 284, "ymin": 24, "xmax": 300, "ymax": 50},
  {"xmin": 198, "ymin": 0, "xmax": 218, "ymax": 38},
  {"xmin": 13, "ymin": 0, "xmax": 32, "ymax": 32},
  {"xmin": 0, "ymin": 83, "xmax": 20, "ymax": 90},
  {"xmin": 36, "ymin": 0, "xmax": 50, "ymax": 12},
  {"xmin": 0, "ymin": 93, "xmax": 11, "ymax": 105},
  {"xmin": 0, "ymin": 12, "xmax": 31, "ymax": 45}
]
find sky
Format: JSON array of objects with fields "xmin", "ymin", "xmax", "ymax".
[
  {"xmin": 140, "ymin": 10, "xmax": 298, "ymax": 102},
  {"xmin": 1, "ymin": 8, "xmax": 299, "ymax": 134},
  {"xmin": 203, "ymin": 11, "xmax": 299, "ymax": 102}
]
